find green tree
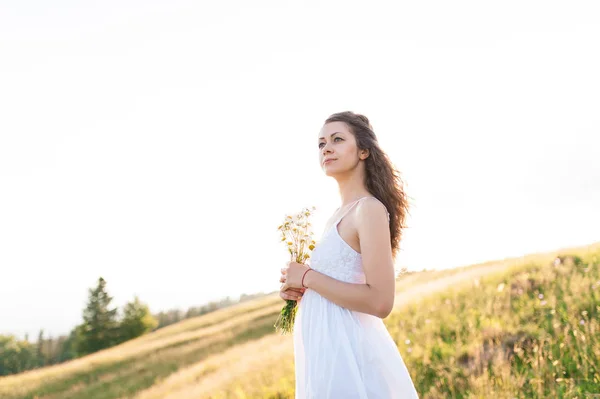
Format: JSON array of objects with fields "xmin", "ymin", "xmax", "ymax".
[
  {"xmin": 36, "ymin": 329, "xmax": 46, "ymax": 367},
  {"xmin": 0, "ymin": 334, "xmax": 37, "ymax": 376},
  {"xmin": 57, "ymin": 328, "xmax": 79, "ymax": 362},
  {"xmin": 118, "ymin": 296, "xmax": 158, "ymax": 342},
  {"xmin": 75, "ymin": 277, "xmax": 119, "ymax": 355}
]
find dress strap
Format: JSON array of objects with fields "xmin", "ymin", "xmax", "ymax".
[
  {"xmin": 325, "ymin": 196, "xmax": 389, "ymax": 235},
  {"xmin": 333, "ymin": 197, "xmax": 365, "ymax": 226},
  {"xmin": 335, "ymin": 196, "xmax": 390, "ymax": 225},
  {"xmin": 334, "ymin": 196, "xmax": 390, "ymax": 225}
]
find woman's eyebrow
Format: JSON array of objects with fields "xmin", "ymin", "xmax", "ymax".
[{"xmin": 318, "ymin": 132, "xmax": 343, "ymax": 140}]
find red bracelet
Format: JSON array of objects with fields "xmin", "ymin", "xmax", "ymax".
[{"xmin": 301, "ymin": 267, "xmax": 312, "ymax": 288}]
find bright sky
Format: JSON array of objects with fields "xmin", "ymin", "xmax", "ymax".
[{"xmin": 1, "ymin": 1, "xmax": 599, "ymax": 340}]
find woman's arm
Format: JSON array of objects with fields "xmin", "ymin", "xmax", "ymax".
[
  {"xmin": 303, "ymin": 271, "xmax": 388, "ymax": 317},
  {"xmin": 304, "ymin": 199, "xmax": 396, "ymax": 318}
]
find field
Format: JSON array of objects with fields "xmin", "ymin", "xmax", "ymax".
[{"xmin": 1, "ymin": 242, "xmax": 598, "ymax": 399}]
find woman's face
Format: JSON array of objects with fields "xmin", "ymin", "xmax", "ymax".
[{"xmin": 318, "ymin": 121, "xmax": 363, "ymax": 176}]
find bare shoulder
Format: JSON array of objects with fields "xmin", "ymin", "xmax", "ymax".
[
  {"xmin": 355, "ymin": 197, "xmax": 389, "ymax": 223},
  {"xmin": 354, "ymin": 197, "xmax": 390, "ymax": 239}
]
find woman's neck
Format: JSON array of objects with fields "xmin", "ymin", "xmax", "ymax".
[{"xmin": 336, "ymin": 180, "xmax": 370, "ymax": 208}]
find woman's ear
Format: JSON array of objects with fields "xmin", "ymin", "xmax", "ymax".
[{"xmin": 360, "ymin": 149, "xmax": 369, "ymax": 160}]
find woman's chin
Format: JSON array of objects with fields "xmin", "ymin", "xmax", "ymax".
[{"xmin": 323, "ymin": 167, "xmax": 338, "ymax": 177}]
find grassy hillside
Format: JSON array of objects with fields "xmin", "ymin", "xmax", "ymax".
[
  {"xmin": 389, "ymin": 247, "xmax": 599, "ymax": 398},
  {"xmin": 1, "ymin": 242, "xmax": 598, "ymax": 399},
  {"xmin": 198, "ymin": 243, "xmax": 600, "ymax": 399}
]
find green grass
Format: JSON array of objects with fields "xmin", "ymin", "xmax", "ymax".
[
  {"xmin": 205, "ymin": 243, "xmax": 600, "ymax": 399},
  {"xmin": 386, "ymin": 247, "xmax": 600, "ymax": 398},
  {"xmin": 1, "ymin": 242, "xmax": 598, "ymax": 399},
  {"xmin": 0, "ymin": 300, "xmax": 284, "ymax": 399}
]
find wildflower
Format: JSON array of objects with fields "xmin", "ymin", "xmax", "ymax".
[
  {"xmin": 538, "ymin": 293, "xmax": 544, "ymax": 299},
  {"xmin": 540, "ymin": 300, "xmax": 547, "ymax": 306},
  {"xmin": 580, "ymin": 319, "xmax": 585, "ymax": 325},
  {"xmin": 553, "ymin": 258, "xmax": 561, "ymax": 266},
  {"xmin": 275, "ymin": 205, "xmax": 317, "ymax": 335},
  {"xmin": 405, "ymin": 339, "xmax": 411, "ymax": 345}
]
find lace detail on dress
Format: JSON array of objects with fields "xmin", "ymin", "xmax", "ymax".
[{"xmin": 309, "ymin": 196, "xmax": 389, "ymax": 284}]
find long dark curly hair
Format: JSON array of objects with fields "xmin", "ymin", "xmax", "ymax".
[{"xmin": 324, "ymin": 111, "xmax": 410, "ymax": 261}]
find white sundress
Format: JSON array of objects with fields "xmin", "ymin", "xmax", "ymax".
[{"xmin": 293, "ymin": 196, "xmax": 419, "ymax": 399}]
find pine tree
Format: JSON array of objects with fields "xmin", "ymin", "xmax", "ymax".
[
  {"xmin": 75, "ymin": 277, "xmax": 119, "ymax": 355},
  {"xmin": 57, "ymin": 328, "xmax": 79, "ymax": 362},
  {"xmin": 36, "ymin": 329, "xmax": 45, "ymax": 367}
]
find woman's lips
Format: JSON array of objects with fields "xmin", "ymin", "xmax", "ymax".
[{"xmin": 324, "ymin": 159, "xmax": 336, "ymax": 165}]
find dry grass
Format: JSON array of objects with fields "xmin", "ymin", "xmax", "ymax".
[
  {"xmin": 0, "ymin": 295, "xmax": 283, "ymax": 399},
  {"xmin": 1, "ymin": 241, "xmax": 597, "ymax": 399}
]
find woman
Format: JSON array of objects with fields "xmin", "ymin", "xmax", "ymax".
[{"xmin": 279, "ymin": 111, "xmax": 419, "ymax": 398}]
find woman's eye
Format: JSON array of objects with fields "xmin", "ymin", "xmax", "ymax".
[{"xmin": 319, "ymin": 137, "xmax": 342, "ymax": 148}]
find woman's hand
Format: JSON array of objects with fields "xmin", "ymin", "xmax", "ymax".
[
  {"xmin": 280, "ymin": 261, "xmax": 311, "ymax": 290},
  {"xmin": 279, "ymin": 261, "xmax": 310, "ymax": 301},
  {"xmin": 279, "ymin": 286, "xmax": 305, "ymax": 301}
]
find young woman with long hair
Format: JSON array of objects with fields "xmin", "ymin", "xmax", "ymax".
[{"xmin": 279, "ymin": 111, "xmax": 419, "ymax": 398}]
